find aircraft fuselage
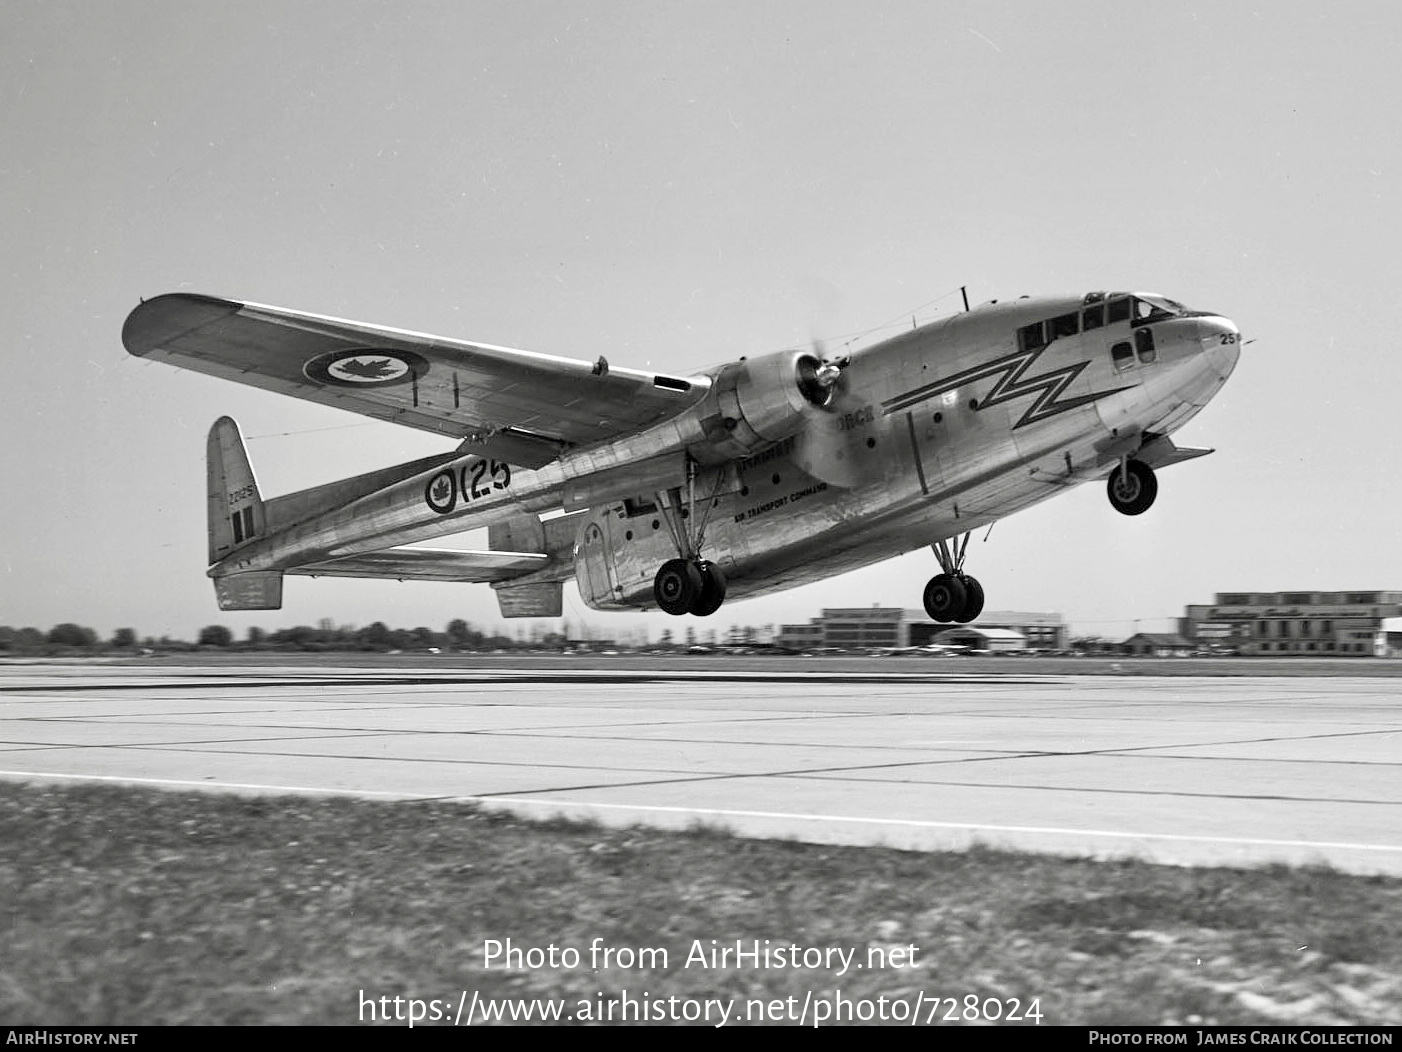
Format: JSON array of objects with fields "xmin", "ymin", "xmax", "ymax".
[{"xmin": 575, "ymin": 292, "xmax": 1239, "ymax": 608}]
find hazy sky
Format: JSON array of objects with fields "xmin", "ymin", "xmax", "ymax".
[{"xmin": 3, "ymin": 1, "xmax": 1399, "ymax": 642}]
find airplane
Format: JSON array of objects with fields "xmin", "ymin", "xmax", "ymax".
[{"xmin": 121, "ymin": 290, "xmax": 1240, "ymax": 622}]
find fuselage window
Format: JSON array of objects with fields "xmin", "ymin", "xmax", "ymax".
[
  {"xmin": 1111, "ymin": 341, "xmax": 1133, "ymax": 369},
  {"xmin": 1019, "ymin": 321, "xmax": 1047, "ymax": 352},
  {"xmin": 1082, "ymin": 304, "xmax": 1105, "ymax": 331},
  {"xmin": 1107, "ymin": 298, "xmax": 1131, "ymax": 324},
  {"xmin": 1135, "ymin": 327, "xmax": 1156, "ymax": 363},
  {"xmin": 1049, "ymin": 312, "xmax": 1078, "ymax": 340}
]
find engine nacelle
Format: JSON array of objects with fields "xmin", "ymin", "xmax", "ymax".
[
  {"xmin": 548, "ymin": 348, "xmax": 840, "ymax": 505},
  {"xmin": 686, "ymin": 349, "xmax": 839, "ymax": 463}
]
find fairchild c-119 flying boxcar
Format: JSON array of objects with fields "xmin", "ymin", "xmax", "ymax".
[{"xmin": 123, "ymin": 290, "xmax": 1239, "ymax": 621}]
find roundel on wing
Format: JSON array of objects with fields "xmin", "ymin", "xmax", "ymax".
[{"xmin": 304, "ymin": 348, "xmax": 429, "ymax": 387}]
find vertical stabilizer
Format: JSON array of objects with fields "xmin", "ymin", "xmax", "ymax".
[
  {"xmin": 207, "ymin": 417, "xmax": 282, "ymax": 610},
  {"xmin": 207, "ymin": 416, "xmax": 267, "ymax": 564}
]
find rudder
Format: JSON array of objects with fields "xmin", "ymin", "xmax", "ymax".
[
  {"xmin": 207, "ymin": 416, "xmax": 266, "ymax": 564},
  {"xmin": 206, "ymin": 418, "xmax": 283, "ymax": 610}
]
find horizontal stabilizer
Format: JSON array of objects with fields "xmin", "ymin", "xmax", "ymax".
[
  {"xmin": 291, "ymin": 548, "xmax": 547, "ymax": 583},
  {"xmin": 215, "ymin": 571, "xmax": 283, "ymax": 610}
]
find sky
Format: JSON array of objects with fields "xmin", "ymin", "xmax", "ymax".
[{"xmin": 3, "ymin": 1, "xmax": 1400, "ymax": 643}]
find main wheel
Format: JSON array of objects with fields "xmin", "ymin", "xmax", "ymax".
[
  {"xmin": 688, "ymin": 560, "xmax": 727, "ymax": 616},
  {"xmin": 1107, "ymin": 460, "xmax": 1157, "ymax": 516},
  {"xmin": 957, "ymin": 575, "xmax": 985, "ymax": 623},
  {"xmin": 654, "ymin": 559, "xmax": 703, "ymax": 616},
  {"xmin": 923, "ymin": 573, "xmax": 968, "ymax": 624}
]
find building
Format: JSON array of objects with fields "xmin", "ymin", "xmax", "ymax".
[
  {"xmin": 777, "ymin": 607, "xmax": 1067, "ymax": 652},
  {"xmin": 1378, "ymin": 618, "xmax": 1402, "ymax": 658},
  {"xmin": 774, "ymin": 621, "xmax": 824, "ymax": 652},
  {"xmin": 933, "ymin": 626, "xmax": 1027, "ymax": 653},
  {"xmin": 819, "ymin": 608, "xmax": 907, "ymax": 650},
  {"xmin": 1181, "ymin": 591, "xmax": 1402, "ymax": 656}
]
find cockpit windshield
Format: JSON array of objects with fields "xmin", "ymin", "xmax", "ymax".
[
  {"xmin": 1023, "ymin": 292, "xmax": 1192, "ymax": 353},
  {"xmin": 1132, "ymin": 295, "xmax": 1188, "ymax": 322}
]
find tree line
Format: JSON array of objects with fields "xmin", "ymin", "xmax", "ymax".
[{"xmin": 0, "ymin": 619, "xmax": 545, "ymax": 655}]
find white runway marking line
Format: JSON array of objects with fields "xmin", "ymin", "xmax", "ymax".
[
  {"xmin": 475, "ymin": 796, "xmax": 1402, "ymax": 855},
  {"xmin": 10, "ymin": 769, "xmax": 1397, "ymax": 856}
]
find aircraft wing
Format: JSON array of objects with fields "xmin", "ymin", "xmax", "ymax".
[
  {"xmin": 289, "ymin": 547, "xmax": 550, "ymax": 583},
  {"xmin": 123, "ymin": 294, "xmax": 706, "ymax": 468}
]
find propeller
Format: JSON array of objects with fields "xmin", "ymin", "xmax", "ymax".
[{"xmin": 796, "ymin": 337, "xmax": 850, "ymax": 407}]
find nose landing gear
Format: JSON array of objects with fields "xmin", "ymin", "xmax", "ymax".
[
  {"xmin": 1107, "ymin": 459, "xmax": 1157, "ymax": 516},
  {"xmin": 922, "ymin": 533, "xmax": 985, "ymax": 624}
]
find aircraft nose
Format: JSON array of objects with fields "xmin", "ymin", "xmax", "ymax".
[{"xmin": 1198, "ymin": 315, "xmax": 1241, "ymax": 379}]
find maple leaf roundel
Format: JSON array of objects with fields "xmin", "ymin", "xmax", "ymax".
[
  {"xmin": 424, "ymin": 469, "xmax": 457, "ymax": 515},
  {"xmin": 304, "ymin": 347, "xmax": 429, "ymax": 387}
]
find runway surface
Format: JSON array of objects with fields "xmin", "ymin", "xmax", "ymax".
[{"xmin": 1, "ymin": 661, "xmax": 1399, "ymax": 875}]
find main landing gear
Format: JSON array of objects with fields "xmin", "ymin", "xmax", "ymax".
[
  {"xmin": 1107, "ymin": 458, "xmax": 1157, "ymax": 516},
  {"xmin": 654, "ymin": 558, "xmax": 727, "ymax": 616},
  {"xmin": 652, "ymin": 460, "xmax": 729, "ymax": 617},
  {"xmin": 923, "ymin": 534, "xmax": 985, "ymax": 624}
]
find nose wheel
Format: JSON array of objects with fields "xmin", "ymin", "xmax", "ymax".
[
  {"xmin": 1108, "ymin": 459, "xmax": 1157, "ymax": 516},
  {"xmin": 923, "ymin": 533, "xmax": 986, "ymax": 624}
]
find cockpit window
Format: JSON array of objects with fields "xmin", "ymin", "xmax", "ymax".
[
  {"xmin": 1133, "ymin": 295, "xmax": 1186, "ymax": 324},
  {"xmin": 1082, "ymin": 303, "xmax": 1105, "ymax": 331},
  {"xmin": 1049, "ymin": 312, "xmax": 1078, "ymax": 340},
  {"xmin": 1019, "ymin": 320, "xmax": 1047, "ymax": 352},
  {"xmin": 1107, "ymin": 297, "xmax": 1131, "ymax": 324}
]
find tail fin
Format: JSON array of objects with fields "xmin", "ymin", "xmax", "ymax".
[
  {"xmin": 207, "ymin": 417, "xmax": 282, "ymax": 610},
  {"xmin": 487, "ymin": 511, "xmax": 583, "ymax": 617},
  {"xmin": 207, "ymin": 416, "xmax": 265, "ymax": 563}
]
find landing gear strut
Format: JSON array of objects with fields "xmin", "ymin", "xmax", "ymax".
[
  {"xmin": 652, "ymin": 460, "xmax": 729, "ymax": 617},
  {"xmin": 1107, "ymin": 459, "xmax": 1157, "ymax": 516},
  {"xmin": 923, "ymin": 534, "xmax": 985, "ymax": 624}
]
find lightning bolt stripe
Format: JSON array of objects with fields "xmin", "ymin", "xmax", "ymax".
[{"xmin": 881, "ymin": 345, "xmax": 1130, "ymax": 429}]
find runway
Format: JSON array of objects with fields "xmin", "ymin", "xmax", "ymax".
[{"xmin": 1, "ymin": 661, "xmax": 1399, "ymax": 875}]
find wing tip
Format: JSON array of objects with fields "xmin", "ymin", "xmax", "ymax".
[{"xmin": 122, "ymin": 293, "xmax": 243, "ymax": 357}]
